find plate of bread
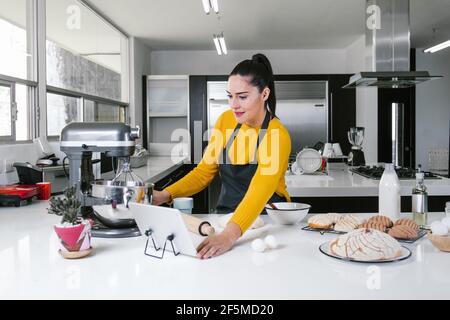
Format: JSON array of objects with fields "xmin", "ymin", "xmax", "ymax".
[
  {"xmin": 304, "ymin": 213, "xmax": 427, "ymax": 243},
  {"xmin": 319, "ymin": 228, "xmax": 412, "ymax": 263}
]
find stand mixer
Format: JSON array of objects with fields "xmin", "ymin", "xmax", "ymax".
[
  {"xmin": 60, "ymin": 122, "xmax": 153, "ymax": 238},
  {"xmin": 347, "ymin": 127, "xmax": 366, "ymax": 166}
]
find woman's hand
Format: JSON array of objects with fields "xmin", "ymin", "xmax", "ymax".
[
  {"xmin": 196, "ymin": 222, "xmax": 241, "ymax": 259},
  {"xmin": 152, "ymin": 190, "xmax": 171, "ymax": 206}
]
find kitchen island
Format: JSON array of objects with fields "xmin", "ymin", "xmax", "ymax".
[{"xmin": 1, "ymin": 201, "xmax": 449, "ymax": 300}]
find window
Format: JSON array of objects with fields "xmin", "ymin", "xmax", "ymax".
[
  {"xmin": 84, "ymin": 100, "xmax": 126, "ymax": 123},
  {"xmin": 46, "ymin": 0, "xmax": 128, "ymax": 103},
  {"xmin": 45, "ymin": 0, "xmax": 129, "ymax": 137},
  {"xmin": 0, "ymin": 0, "xmax": 35, "ymax": 81},
  {"xmin": 0, "ymin": 82, "xmax": 14, "ymax": 139},
  {"xmin": 46, "ymin": 92, "xmax": 81, "ymax": 137},
  {"xmin": 0, "ymin": 0, "xmax": 36, "ymax": 143}
]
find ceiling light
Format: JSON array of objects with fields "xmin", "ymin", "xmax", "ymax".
[
  {"xmin": 213, "ymin": 35, "xmax": 222, "ymax": 55},
  {"xmin": 424, "ymin": 40, "xmax": 450, "ymax": 53},
  {"xmin": 218, "ymin": 33, "xmax": 227, "ymax": 55},
  {"xmin": 201, "ymin": 0, "xmax": 210, "ymax": 14},
  {"xmin": 210, "ymin": 0, "xmax": 219, "ymax": 13}
]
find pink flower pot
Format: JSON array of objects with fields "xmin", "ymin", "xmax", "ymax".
[{"xmin": 54, "ymin": 220, "xmax": 92, "ymax": 253}]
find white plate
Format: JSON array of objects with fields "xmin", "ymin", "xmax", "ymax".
[
  {"xmin": 319, "ymin": 241, "xmax": 412, "ymax": 263},
  {"xmin": 296, "ymin": 148, "xmax": 322, "ymax": 173}
]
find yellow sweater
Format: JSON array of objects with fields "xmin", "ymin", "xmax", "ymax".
[{"xmin": 165, "ymin": 109, "xmax": 291, "ymax": 234}]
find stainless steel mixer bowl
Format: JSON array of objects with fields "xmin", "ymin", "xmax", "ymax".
[{"xmin": 90, "ymin": 180, "xmax": 154, "ymax": 228}]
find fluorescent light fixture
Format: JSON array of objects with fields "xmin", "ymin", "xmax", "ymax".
[
  {"xmin": 210, "ymin": 0, "xmax": 219, "ymax": 13},
  {"xmin": 213, "ymin": 35, "xmax": 222, "ymax": 55},
  {"xmin": 424, "ymin": 40, "xmax": 450, "ymax": 53},
  {"xmin": 213, "ymin": 33, "xmax": 228, "ymax": 55},
  {"xmin": 218, "ymin": 33, "xmax": 227, "ymax": 55},
  {"xmin": 201, "ymin": 0, "xmax": 210, "ymax": 14}
]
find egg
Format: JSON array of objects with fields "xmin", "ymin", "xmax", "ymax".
[
  {"xmin": 251, "ymin": 239, "xmax": 267, "ymax": 253},
  {"xmin": 441, "ymin": 217, "xmax": 450, "ymax": 231},
  {"xmin": 264, "ymin": 235, "xmax": 278, "ymax": 249},
  {"xmin": 430, "ymin": 221, "xmax": 448, "ymax": 236}
]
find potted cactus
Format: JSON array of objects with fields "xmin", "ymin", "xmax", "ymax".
[{"xmin": 48, "ymin": 186, "xmax": 93, "ymax": 259}]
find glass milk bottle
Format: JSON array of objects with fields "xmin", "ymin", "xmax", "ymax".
[{"xmin": 379, "ymin": 164, "xmax": 401, "ymax": 220}]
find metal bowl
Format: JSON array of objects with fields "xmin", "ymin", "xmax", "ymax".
[{"xmin": 90, "ymin": 180, "xmax": 154, "ymax": 228}]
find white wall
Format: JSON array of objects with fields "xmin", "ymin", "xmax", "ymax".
[
  {"xmin": 150, "ymin": 49, "xmax": 348, "ymax": 75},
  {"xmin": 345, "ymin": 35, "xmax": 366, "ymax": 74},
  {"xmin": 416, "ymin": 48, "xmax": 450, "ymax": 171},
  {"xmin": 0, "ymin": 144, "xmax": 40, "ymax": 184},
  {"xmin": 129, "ymin": 37, "xmax": 152, "ymax": 143}
]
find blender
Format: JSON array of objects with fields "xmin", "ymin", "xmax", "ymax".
[{"xmin": 347, "ymin": 127, "xmax": 366, "ymax": 166}]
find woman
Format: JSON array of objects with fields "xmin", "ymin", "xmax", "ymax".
[{"xmin": 152, "ymin": 53, "xmax": 291, "ymax": 259}]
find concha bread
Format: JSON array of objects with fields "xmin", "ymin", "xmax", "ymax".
[
  {"xmin": 359, "ymin": 221, "xmax": 386, "ymax": 232},
  {"xmin": 327, "ymin": 213, "xmax": 343, "ymax": 224},
  {"xmin": 334, "ymin": 215, "xmax": 361, "ymax": 232},
  {"xmin": 329, "ymin": 228, "xmax": 402, "ymax": 261},
  {"xmin": 394, "ymin": 218, "xmax": 420, "ymax": 232},
  {"xmin": 368, "ymin": 215, "xmax": 394, "ymax": 228},
  {"xmin": 308, "ymin": 214, "xmax": 333, "ymax": 229},
  {"xmin": 388, "ymin": 225, "xmax": 418, "ymax": 240}
]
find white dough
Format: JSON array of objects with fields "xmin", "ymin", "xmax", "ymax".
[
  {"xmin": 251, "ymin": 239, "xmax": 267, "ymax": 252},
  {"xmin": 430, "ymin": 221, "xmax": 448, "ymax": 236},
  {"xmin": 441, "ymin": 217, "xmax": 450, "ymax": 231},
  {"xmin": 264, "ymin": 235, "xmax": 278, "ymax": 249}
]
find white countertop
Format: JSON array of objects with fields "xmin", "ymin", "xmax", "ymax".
[
  {"xmin": 1, "ymin": 201, "xmax": 450, "ymax": 300},
  {"xmin": 286, "ymin": 168, "xmax": 450, "ymax": 197}
]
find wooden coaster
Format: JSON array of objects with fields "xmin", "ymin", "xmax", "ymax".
[{"xmin": 59, "ymin": 247, "xmax": 93, "ymax": 259}]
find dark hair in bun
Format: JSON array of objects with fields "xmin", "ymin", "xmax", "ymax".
[{"xmin": 229, "ymin": 53, "xmax": 276, "ymax": 117}]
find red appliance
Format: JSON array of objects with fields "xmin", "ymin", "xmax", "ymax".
[
  {"xmin": 0, "ymin": 162, "xmax": 44, "ymax": 207},
  {"xmin": 0, "ymin": 185, "xmax": 40, "ymax": 207}
]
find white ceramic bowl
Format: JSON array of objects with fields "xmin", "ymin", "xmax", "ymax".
[{"xmin": 265, "ymin": 202, "xmax": 311, "ymax": 225}]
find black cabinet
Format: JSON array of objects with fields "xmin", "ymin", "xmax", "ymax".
[
  {"xmin": 153, "ymin": 164, "xmax": 209, "ymax": 214},
  {"xmin": 328, "ymin": 74, "xmax": 356, "ymax": 156}
]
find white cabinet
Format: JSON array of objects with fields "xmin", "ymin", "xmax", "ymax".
[
  {"xmin": 147, "ymin": 75, "xmax": 189, "ymax": 117},
  {"xmin": 146, "ymin": 75, "xmax": 190, "ymax": 157}
]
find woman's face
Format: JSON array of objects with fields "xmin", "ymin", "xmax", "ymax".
[{"xmin": 227, "ymin": 75, "xmax": 269, "ymax": 125}]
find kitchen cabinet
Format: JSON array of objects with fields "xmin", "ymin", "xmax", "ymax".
[{"xmin": 143, "ymin": 75, "xmax": 190, "ymax": 154}]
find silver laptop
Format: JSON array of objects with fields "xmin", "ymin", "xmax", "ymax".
[{"xmin": 129, "ymin": 202, "xmax": 203, "ymax": 257}]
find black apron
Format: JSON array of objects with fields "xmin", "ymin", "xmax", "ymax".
[{"xmin": 215, "ymin": 111, "xmax": 286, "ymax": 214}]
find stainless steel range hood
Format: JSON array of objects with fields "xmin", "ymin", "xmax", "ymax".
[
  {"xmin": 344, "ymin": 0, "xmax": 442, "ymax": 89},
  {"xmin": 344, "ymin": 71, "xmax": 442, "ymax": 89}
]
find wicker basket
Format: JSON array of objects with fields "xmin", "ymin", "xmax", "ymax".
[{"xmin": 427, "ymin": 233, "xmax": 450, "ymax": 252}]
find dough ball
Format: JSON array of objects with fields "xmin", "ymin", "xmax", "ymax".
[
  {"xmin": 264, "ymin": 235, "xmax": 278, "ymax": 249},
  {"xmin": 431, "ymin": 221, "xmax": 448, "ymax": 236},
  {"xmin": 251, "ymin": 239, "xmax": 267, "ymax": 253}
]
